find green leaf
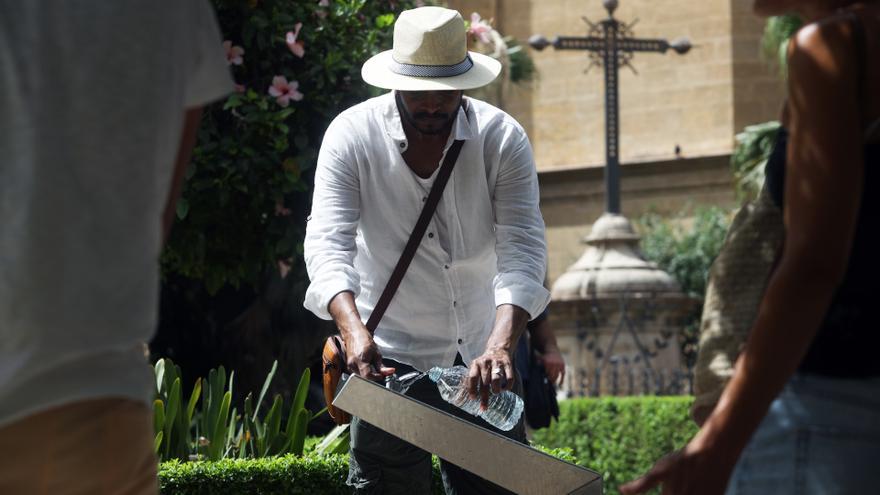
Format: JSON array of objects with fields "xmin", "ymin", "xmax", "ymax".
[
  {"xmin": 255, "ymin": 360, "xmax": 277, "ymax": 417},
  {"xmin": 289, "ymin": 409, "xmax": 310, "ymax": 456},
  {"xmin": 176, "ymin": 198, "xmax": 190, "ymax": 220},
  {"xmin": 154, "ymin": 431, "xmax": 164, "ymax": 454},
  {"xmin": 226, "ymin": 407, "xmax": 238, "ymax": 453},
  {"xmin": 263, "ymin": 394, "xmax": 284, "ymax": 456},
  {"xmin": 154, "ymin": 359, "xmax": 166, "ymax": 396},
  {"xmin": 375, "ymin": 13, "xmax": 395, "ymax": 28},
  {"xmin": 210, "ymin": 391, "xmax": 232, "ymax": 461},
  {"xmin": 153, "ymin": 400, "xmax": 165, "ymax": 438},
  {"xmin": 292, "ymin": 368, "xmax": 311, "ymax": 416},
  {"xmin": 163, "ymin": 378, "xmax": 181, "ymax": 459},
  {"xmin": 186, "ymin": 377, "xmax": 202, "ymax": 427},
  {"xmin": 311, "ymin": 406, "xmax": 328, "ymax": 421},
  {"xmin": 223, "ymin": 94, "xmax": 243, "ymax": 110},
  {"xmin": 314, "ymin": 424, "xmax": 351, "ymax": 456}
]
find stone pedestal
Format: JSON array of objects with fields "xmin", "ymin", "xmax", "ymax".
[{"xmin": 550, "ymin": 213, "xmax": 698, "ymax": 396}]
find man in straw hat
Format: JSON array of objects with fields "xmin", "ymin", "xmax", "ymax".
[{"xmin": 304, "ymin": 6, "xmax": 549, "ymax": 493}]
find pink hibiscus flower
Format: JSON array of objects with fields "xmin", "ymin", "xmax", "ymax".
[
  {"xmin": 223, "ymin": 40, "xmax": 245, "ymax": 65},
  {"xmin": 268, "ymin": 76, "xmax": 303, "ymax": 107},
  {"xmin": 468, "ymin": 12, "xmax": 492, "ymax": 44},
  {"xmin": 285, "ymin": 23, "xmax": 305, "ymax": 58}
]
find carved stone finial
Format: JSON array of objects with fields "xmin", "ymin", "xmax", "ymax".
[{"xmin": 603, "ymin": 0, "xmax": 619, "ymax": 15}]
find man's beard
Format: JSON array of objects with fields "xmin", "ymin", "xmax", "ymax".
[
  {"xmin": 397, "ymin": 93, "xmax": 460, "ymax": 135},
  {"xmin": 408, "ymin": 113, "xmax": 453, "ymax": 134}
]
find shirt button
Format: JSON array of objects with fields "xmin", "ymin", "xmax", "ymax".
[
  {"xmin": 399, "ymin": 142, "xmax": 406, "ymax": 148},
  {"xmin": 457, "ymin": 338, "xmax": 463, "ymax": 344},
  {"xmin": 428, "ymin": 232, "xmax": 434, "ymax": 238},
  {"xmin": 444, "ymin": 264, "xmax": 449, "ymax": 269},
  {"xmin": 422, "ymin": 197, "xmax": 426, "ymax": 202},
  {"xmin": 453, "ymin": 301, "xmax": 457, "ymax": 307}
]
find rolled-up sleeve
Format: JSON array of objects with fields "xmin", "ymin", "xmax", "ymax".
[
  {"xmin": 303, "ymin": 117, "xmax": 362, "ymax": 320},
  {"xmin": 492, "ymin": 127, "xmax": 550, "ymax": 320}
]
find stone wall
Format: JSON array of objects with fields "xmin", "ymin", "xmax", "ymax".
[
  {"xmin": 539, "ymin": 154, "xmax": 737, "ymax": 282},
  {"xmin": 448, "ymin": 0, "xmax": 783, "ymax": 170}
]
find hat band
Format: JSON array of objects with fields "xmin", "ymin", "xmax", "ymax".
[{"xmin": 389, "ymin": 55, "xmax": 473, "ymax": 78}]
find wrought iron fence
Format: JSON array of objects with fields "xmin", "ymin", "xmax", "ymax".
[
  {"xmin": 558, "ymin": 292, "xmax": 697, "ymax": 398},
  {"xmin": 565, "ymin": 363, "xmax": 694, "ymax": 397}
]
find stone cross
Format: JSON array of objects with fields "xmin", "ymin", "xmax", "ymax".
[{"xmin": 529, "ymin": 0, "xmax": 691, "ymax": 214}]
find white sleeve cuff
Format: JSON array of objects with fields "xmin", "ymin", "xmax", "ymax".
[
  {"xmin": 493, "ymin": 272, "xmax": 550, "ymax": 321},
  {"xmin": 303, "ymin": 269, "xmax": 360, "ymax": 320}
]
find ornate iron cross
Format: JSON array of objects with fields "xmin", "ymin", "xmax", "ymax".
[{"xmin": 529, "ymin": 0, "xmax": 691, "ymax": 214}]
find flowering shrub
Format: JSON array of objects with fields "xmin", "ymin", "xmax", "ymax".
[
  {"xmin": 461, "ymin": 11, "xmax": 536, "ymax": 107},
  {"xmin": 161, "ymin": 0, "xmax": 422, "ymax": 293}
]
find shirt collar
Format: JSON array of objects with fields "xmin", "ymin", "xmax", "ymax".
[{"xmin": 383, "ymin": 91, "xmax": 476, "ymax": 150}]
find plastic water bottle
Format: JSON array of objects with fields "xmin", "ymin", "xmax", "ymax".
[{"xmin": 427, "ymin": 365, "xmax": 523, "ymax": 431}]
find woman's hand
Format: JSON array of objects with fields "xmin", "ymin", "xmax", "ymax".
[{"xmin": 619, "ymin": 427, "xmax": 739, "ymax": 495}]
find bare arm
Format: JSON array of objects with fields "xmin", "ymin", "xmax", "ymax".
[
  {"xmin": 622, "ymin": 18, "xmax": 864, "ymax": 495},
  {"xmin": 162, "ymin": 108, "xmax": 203, "ymax": 245},
  {"xmin": 468, "ymin": 304, "xmax": 530, "ymax": 409}
]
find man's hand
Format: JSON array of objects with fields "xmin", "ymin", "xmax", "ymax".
[
  {"xmin": 467, "ymin": 304, "xmax": 530, "ymax": 410},
  {"xmin": 329, "ymin": 291, "xmax": 395, "ymax": 382},
  {"xmin": 538, "ymin": 345, "xmax": 565, "ymax": 386},
  {"xmin": 342, "ymin": 326, "xmax": 396, "ymax": 381},
  {"xmin": 468, "ymin": 347, "xmax": 514, "ymax": 410}
]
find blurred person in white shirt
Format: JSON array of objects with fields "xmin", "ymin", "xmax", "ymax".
[{"xmin": 0, "ymin": 2, "xmax": 231, "ymax": 493}]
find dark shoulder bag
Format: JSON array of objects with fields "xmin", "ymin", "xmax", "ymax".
[{"xmin": 322, "ymin": 137, "xmax": 466, "ymax": 425}]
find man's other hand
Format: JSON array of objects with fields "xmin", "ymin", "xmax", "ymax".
[
  {"xmin": 467, "ymin": 348, "xmax": 514, "ymax": 411},
  {"xmin": 538, "ymin": 346, "xmax": 565, "ymax": 386}
]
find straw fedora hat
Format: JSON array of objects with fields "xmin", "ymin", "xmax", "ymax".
[{"xmin": 361, "ymin": 6, "xmax": 502, "ymax": 91}]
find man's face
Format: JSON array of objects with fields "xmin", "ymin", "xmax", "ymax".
[{"xmin": 397, "ymin": 90, "xmax": 463, "ymax": 135}]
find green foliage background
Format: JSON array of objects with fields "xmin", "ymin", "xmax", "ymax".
[
  {"xmin": 638, "ymin": 207, "xmax": 732, "ymax": 365},
  {"xmin": 730, "ymin": 15, "xmax": 801, "ymax": 201},
  {"xmin": 532, "ymin": 396, "xmax": 698, "ymax": 495},
  {"xmin": 161, "ymin": 0, "xmax": 419, "ymax": 294}
]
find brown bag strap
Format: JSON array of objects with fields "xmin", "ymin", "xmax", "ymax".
[{"xmin": 365, "ymin": 137, "xmax": 466, "ymax": 333}]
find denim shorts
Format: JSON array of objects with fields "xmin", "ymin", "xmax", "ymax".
[{"xmin": 726, "ymin": 373, "xmax": 880, "ymax": 495}]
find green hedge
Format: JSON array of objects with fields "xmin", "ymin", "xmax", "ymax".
[
  {"xmin": 160, "ymin": 453, "xmax": 453, "ymax": 494},
  {"xmin": 159, "ymin": 398, "xmax": 695, "ymax": 495},
  {"xmin": 159, "ymin": 454, "xmax": 350, "ymax": 495},
  {"xmin": 531, "ymin": 396, "xmax": 698, "ymax": 495},
  {"xmin": 160, "ymin": 447, "xmax": 579, "ymax": 494}
]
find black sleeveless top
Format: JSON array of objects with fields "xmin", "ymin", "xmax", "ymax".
[{"xmin": 765, "ymin": 128, "xmax": 879, "ymax": 377}]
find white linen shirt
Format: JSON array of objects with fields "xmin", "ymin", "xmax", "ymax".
[{"xmin": 304, "ymin": 92, "xmax": 550, "ymax": 372}]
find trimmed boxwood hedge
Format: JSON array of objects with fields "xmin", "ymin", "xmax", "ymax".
[
  {"xmin": 159, "ymin": 448, "xmax": 578, "ymax": 494},
  {"xmin": 531, "ymin": 396, "xmax": 698, "ymax": 495},
  {"xmin": 159, "ymin": 454, "xmax": 351, "ymax": 495},
  {"xmin": 159, "ymin": 397, "xmax": 696, "ymax": 495}
]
